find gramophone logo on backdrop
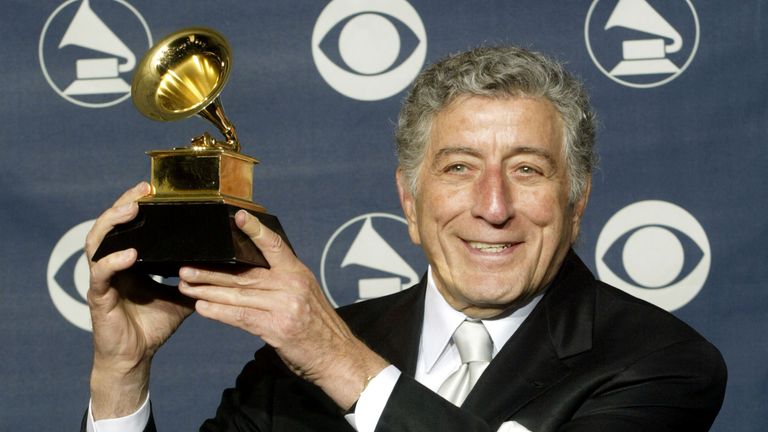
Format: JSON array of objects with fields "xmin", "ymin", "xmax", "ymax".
[
  {"xmin": 321, "ymin": 213, "xmax": 426, "ymax": 307},
  {"xmin": 595, "ymin": 200, "xmax": 711, "ymax": 311},
  {"xmin": 585, "ymin": 0, "xmax": 699, "ymax": 88},
  {"xmin": 312, "ymin": 0, "xmax": 427, "ymax": 101},
  {"xmin": 47, "ymin": 220, "xmax": 95, "ymax": 332},
  {"xmin": 39, "ymin": 0, "xmax": 152, "ymax": 108}
]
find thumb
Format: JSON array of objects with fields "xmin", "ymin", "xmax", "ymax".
[{"xmin": 235, "ymin": 210, "xmax": 293, "ymax": 268}]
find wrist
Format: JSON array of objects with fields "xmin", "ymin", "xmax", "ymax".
[
  {"xmin": 316, "ymin": 340, "xmax": 390, "ymax": 410},
  {"xmin": 90, "ymin": 359, "xmax": 151, "ymax": 420}
]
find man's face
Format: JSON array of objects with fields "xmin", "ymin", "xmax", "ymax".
[{"xmin": 397, "ymin": 95, "xmax": 589, "ymax": 318}]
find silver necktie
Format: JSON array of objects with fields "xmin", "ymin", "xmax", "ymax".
[{"xmin": 437, "ymin": 320, "xmax": 493, "ymax": 406}]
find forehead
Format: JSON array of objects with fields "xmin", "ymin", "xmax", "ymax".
[{"xmin": 428, "ymin": 95, "xmax": 565, "ymax": 156}]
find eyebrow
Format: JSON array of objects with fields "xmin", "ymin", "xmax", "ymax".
[
  {"xmin": 433, "ymin": 146, "xmax": 481, "ymax": 161},
  {"xmin": 510, "ymin": 146, "xmax": 558, "ymax": 168},
  {"xmin": 432, "ymin": 145, "xmax": 558, "ymax": 167}
]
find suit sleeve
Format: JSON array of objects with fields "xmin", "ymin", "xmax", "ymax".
[
  {"xmin": 198, "ymin": 345, "xmax": 355, "ymax": 432},
  {"xmin": 196, "ymin": 347, "xmax": 280, "ymax": 432},
  {"xmin": 558, "ymin": 339, "xmax": 727, "ymax": 432},
  {"xmin": 79, "ymin": 347, "xmax": 358, "ymax": 432},
  {"xmin": 374, "ymin": 376, "xmax": 495, "ymax": 432}
]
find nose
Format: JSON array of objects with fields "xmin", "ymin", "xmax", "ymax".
[{"xmin": 471, "ymin": 166, "xmax": 514, "ymax": 226}]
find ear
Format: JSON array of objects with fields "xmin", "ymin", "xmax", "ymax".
[
  {"xmin": 396, "ymin": 168, "xmax": 421, "ymax": 245},
  {"xmin": 569, "ymin": 178, "xmax": 591, "ymax": 242}
]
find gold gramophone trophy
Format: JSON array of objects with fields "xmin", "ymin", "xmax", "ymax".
[{"xmin": 93, "ymin": 27, "xmax": 289, "ymax": 276}]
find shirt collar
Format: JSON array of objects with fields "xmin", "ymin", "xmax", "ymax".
[{"xmin": 419, "ymin": 265, "xmax": 544, "ymax": 374}]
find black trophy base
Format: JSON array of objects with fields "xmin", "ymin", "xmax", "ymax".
[{"xmin": 92, "ymin": 202, "xmax": 290, "ymax": 277}]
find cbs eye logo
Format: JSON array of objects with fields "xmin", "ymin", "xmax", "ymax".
[
  {"xmin": 47, "ymin": 220, "xmax": 95, "ymax": 331},
  {"xmin": 312, "ymin": 0, "xmax": 427, "ymax": 101},
  {"xmin": 595, "ymin": 200, "xmax": 711, "ymax": 311}
]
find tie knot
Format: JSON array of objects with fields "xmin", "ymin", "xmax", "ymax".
[{"xmin": 452, "ymin": 320, "xmax": 493, "ymax": 364}]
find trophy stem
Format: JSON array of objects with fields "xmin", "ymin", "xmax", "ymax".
[{"xmin": 197, "ymin": 98, "xmax": 239, "ymax": 152}]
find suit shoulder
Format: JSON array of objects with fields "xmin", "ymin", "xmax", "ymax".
[
  {"xmin": 335, "ymin": 285, "xmax": 421, "ymax": 330},
  {"xmin": 590, "ymin": 279, "xmax": 721, "ymax": 358}
]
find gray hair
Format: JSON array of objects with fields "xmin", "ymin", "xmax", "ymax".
[{"xmin": 395, "ymin": 45, "xmax": 597, "ymax": 204}]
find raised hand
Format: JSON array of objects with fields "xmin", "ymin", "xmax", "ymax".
[
  {"xmin": 178, "ymin": 210, "xmax": 389, "ymax": 409},
  {"xmin": 85, "ymin": 182, "xmax": 195, "ymax": 419}
]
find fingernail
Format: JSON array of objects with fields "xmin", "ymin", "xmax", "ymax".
[
  {"xmin": 179, "ymin": 281, "xmax": 197, "ymax": 292},
  {"xmin": 179, "ymin": 267, "xmax": 196, "ymax": 278},
  {"xmin": 235, "ymin": 210, "xmax": 255, "ymax": 227}
]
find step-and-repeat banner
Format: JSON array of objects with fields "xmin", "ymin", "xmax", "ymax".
[{"xmin": 1, "ymin": 1, "xmax": 765, "ymax": 430}]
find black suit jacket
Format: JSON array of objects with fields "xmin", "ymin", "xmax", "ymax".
[{"xmin": 86, "ymin": 251, "xmax": 726, "ymax": 431}]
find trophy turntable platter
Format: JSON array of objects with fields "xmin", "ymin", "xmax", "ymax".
[{"xmin": 92, "ymin": 27, "xmax": 290, "ymax": 277}]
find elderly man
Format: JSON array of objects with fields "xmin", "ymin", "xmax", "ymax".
[{"xmin": 83, "ymin": 46, "xmax": 726, "ymax": 432}]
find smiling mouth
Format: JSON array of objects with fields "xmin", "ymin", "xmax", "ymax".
[{"xmin": 467, "ymin": 241, "xmax": 515, "ymax": 253}]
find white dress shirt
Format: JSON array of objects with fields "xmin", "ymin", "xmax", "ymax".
[
  {"xmin": 88, "ymin": 266, "xmax": 541, "ymax": 432},
  {"xmin": 346, "ymin": 266, "xmax": 541, "ymax": 432}
]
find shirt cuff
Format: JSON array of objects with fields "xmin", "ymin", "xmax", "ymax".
[
  {"xmin": 87, "ymin": 393, "xmax": 151, "ymax": 432},
  {"xmin": 344, "ymin": 365, "xmax": 401, "ymax": 432}
]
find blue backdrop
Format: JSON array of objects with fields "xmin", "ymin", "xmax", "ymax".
[{"xmin": 1, "ymin": 1, "xmax": 765, "ymax": 430}]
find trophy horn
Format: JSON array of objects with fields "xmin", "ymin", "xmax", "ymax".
[{"xmin": 131, "ymin": 27, "xmax": 239, "ymax": 152}]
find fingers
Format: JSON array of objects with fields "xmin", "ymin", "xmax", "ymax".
[
  {"xmin": 194, "ymin": 300, "xmax": 271, "ymax": 335},
  {"xmin": 86, "ymin": 182, "xmax": 150, "ymax": 303},
  {"xmin": 85, "ymin": 203, "xmax": 138, "ymax": 259},
  {"xmin": 178, "ymin": 266, "xmax": 267, "ymax": 290},
  {"xmin": 185, "ymin": 283, "xmax": 317, "ymax": 348},
  {"xmin": 235, "ymin": 210, "xmax": 294, "ymax": 269},
  {"xmin": 176, "ymin": 211, "xmax": 299, "ymax": 289},
  {"xmin": 113, "ymin": 181, "xmax": 151, "ymax": 208},
  {"xmin": 178, "ymin": 281, "xmax": 280, "ymax": 311},
  {"xmin": 88, "ymin": 248, "xmax": 137, "ymax": 301},
  {"xmin": 85, "ymin": 182, "xmax": 150, "ymax": 259}
]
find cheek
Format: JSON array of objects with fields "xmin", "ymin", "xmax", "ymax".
[
  {"xmin": 412, "ymin": 188, "xmax": 465, "ymax": 253},
  {"xmin": 421, "ymin": 185, "xmax": 464, "ymax": 223},
  {"xmin": 516, "ymin": 188, "xmax": 561, "ymax": 227}
]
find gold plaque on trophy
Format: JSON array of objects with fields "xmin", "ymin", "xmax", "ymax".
[{"xmin": 93, "ymin": 27, "xmax": 289, "ymax": 276}]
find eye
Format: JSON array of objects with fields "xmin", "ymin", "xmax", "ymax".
[
  {"xmin": 595, "ymin": 200, "xmax": 711, "ymax": 311},
  {"xmin": 445, "ymin": 163, "xmax": 468, "ymax": 174},
  {"xmin": 311, "ymin": 1, "xmax": 427, "ymax": 100},
  {"xmin": 516, "ymin": 165, "xmax": 539, "ymax": 175}
]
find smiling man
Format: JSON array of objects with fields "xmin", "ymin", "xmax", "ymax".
[
  {"xmin": 84, "ymin": 46, "xmax": 726, "ymax": 432},
  {"xmin": 399, "ymin": 94, "xmax": 582, "ymax": 319}
]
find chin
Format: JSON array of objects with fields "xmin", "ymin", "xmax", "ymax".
[{"xmin": 464, "ymin": 278, "xmax": 529, "ymax": 307}]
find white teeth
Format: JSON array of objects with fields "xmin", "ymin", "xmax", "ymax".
[{"xmin": 468, "ymin": 242, "xmax": 511, "ymax": 253}]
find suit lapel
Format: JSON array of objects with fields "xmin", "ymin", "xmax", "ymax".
[
  {"xmin": 346, "ymin": 254, "xmax": 597, "ymax": 425},
  {"xmin": 462, "ymin": 252, "xmax": 596, "ymax": 424},
  {"xmin": 353, "ymin": 277, "xmax": 427, "ymax": 376}
]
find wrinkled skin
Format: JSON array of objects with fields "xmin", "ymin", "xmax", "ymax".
[
  {"xmin": 86, "ymin": 183, "xmax": 387, "ymax": 419},
  {"xmin": 397, "ymin": 95, "xmax": 589, "ymax": 319}
]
